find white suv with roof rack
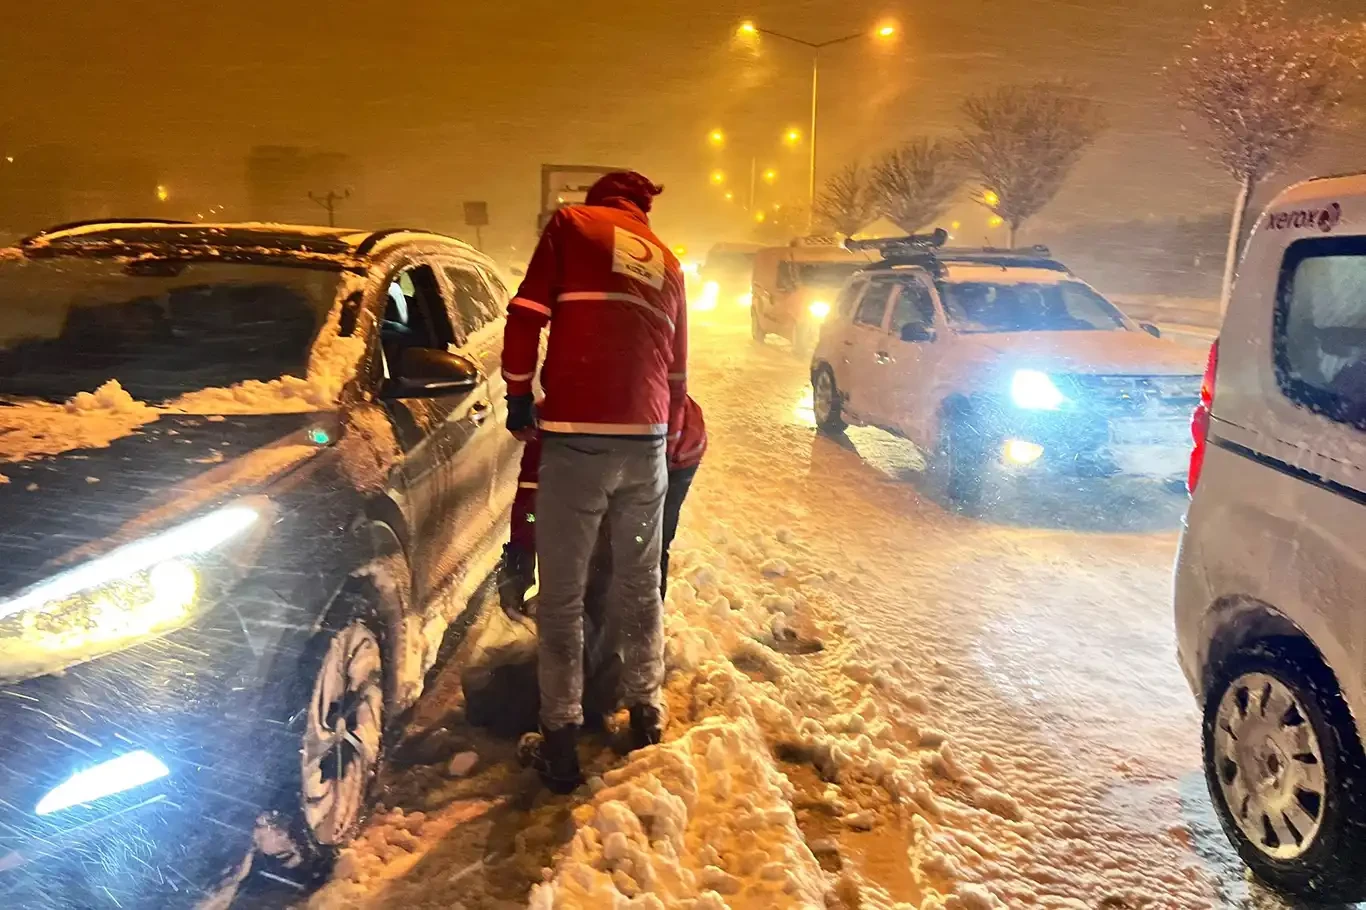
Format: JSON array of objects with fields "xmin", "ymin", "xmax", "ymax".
[
  {"xmin": 1176, "ymin": 174, "xmax": 1366, "ymax": 903},
  {"xmin": 809, "ymin": 231, "xmax": 1206, "ymax": 506}
]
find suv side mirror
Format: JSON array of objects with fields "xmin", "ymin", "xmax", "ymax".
[
  {"xmin": 1140, "ymin": 322, "xmax": 1161, "ymax": 338},
  {"xmin": 900, "ymin": 323, "xmax": 936, "ymax": 343},
  {"xmin": 383, "ymin": 347, "xmax": 480, "ymax": 399}
]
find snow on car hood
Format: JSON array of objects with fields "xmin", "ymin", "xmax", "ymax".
[
  {"xmin": 957, "ymin": 329, "xmax": 1206, "ymax": 376},
  {"xmin": 0, "ymin": 412, "xmax": 323, "ymax": 601}
]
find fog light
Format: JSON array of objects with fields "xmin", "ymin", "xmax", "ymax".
[
  {"xmin": 808, "ymin": 300, "xmax": 831, "ymax": 320},
  {"xmin": 1003, "ymin": 439, "xmax": 1044, "ymax": 466},
  {"xmin": 36, "ymin": 750, "xmax": 170, "ymax": 815}
]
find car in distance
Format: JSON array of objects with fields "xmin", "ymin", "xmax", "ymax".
[
  {"xmin": 697, "ymin": 241, "xmax": 763, "ymax": 311},
  {"xmin": 0, "ymin": 220, "xmax": 518, "ymax": 907},
  {"xmin": 810, "ymin": 232, "xmax": 1205, "ymax": 506},
  {"xmin": 751, "ymin": 238, "xmax": 875, "ymax": 352},
  {"xmin": 1176, "ymin": 174, "xmax": 1366, "ymax": 903}
]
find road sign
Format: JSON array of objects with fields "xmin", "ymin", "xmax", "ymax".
[{"xmin": 463, "ymin": 201, "xmax": 489, "ymax": 227}]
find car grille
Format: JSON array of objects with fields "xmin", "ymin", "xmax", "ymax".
[{"xmin": 1060, "ymin": 373, "xmax": 1201, "ymax": 419}]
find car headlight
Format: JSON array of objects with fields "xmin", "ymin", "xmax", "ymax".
[
  {"xmin": 737, "ymin": 292, "xmax": 753, "ymax": 308},
  {"xmin": 0, "ymin": 500, "xmax": 269, "ymax": 682},
  {"xmin": 1010, "ymin": 369, "xmax": 1065, "ymax": 410},
  {"xmin": 808, "ymin": 300, "xmax": 831, "ymax": 321},
  {"xmin": 695, "ymin": 281, "xmax": 720, "ymax": 312}
]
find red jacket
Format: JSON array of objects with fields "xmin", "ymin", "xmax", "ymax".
[
  {"xmin": 502, "ymin": 201, "xmax": 688, "ymax": 439},
  {"xmin": 509, "ymin": 397, "xmax": 707, "ymax": 553}
]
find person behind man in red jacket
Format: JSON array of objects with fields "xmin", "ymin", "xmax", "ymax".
[
  {"xmin": 500, "ymin": 394, "xmax": 707, "ymax": 613},
  {"xmin": 501, "ymin": 170, "xmax": 688, "ymax": 793}
]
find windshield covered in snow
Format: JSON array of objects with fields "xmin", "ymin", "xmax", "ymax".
[
  {"xmin": 939, "ymin": 279, "xmax": 1127, "ymax": 333},
  {"xmin": 0, "ymin": 256, "xmax": 343, "ymax": 403}
]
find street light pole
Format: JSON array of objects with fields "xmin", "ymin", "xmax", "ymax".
[
  {"xmin": 744, "ymin": 25, "xmax": 888, "ymax": 234},
  {"xmin": 808, "ymin": 53, "xmax": 819, "ymax": 232}
]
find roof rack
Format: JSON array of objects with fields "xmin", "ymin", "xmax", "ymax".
[
  {"xmin": 843, "ymin": 229, "xmax": 949, "ymax": 256},
  {"xmin": 19, "ymin": 218, "xmax": 192, "ymax": 246}
]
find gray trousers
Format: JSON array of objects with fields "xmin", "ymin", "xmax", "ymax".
[{"xmin": 536, "ymin": 435, "xmax": 667, "ymax": 730}]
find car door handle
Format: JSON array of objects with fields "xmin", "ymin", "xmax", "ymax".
[
  {"xmin": 875, "ymin": 351, "xmax": 891, "ymax": 365},
  {"xmin": 470, "ymin": 401, "xmax": 491, "ymax": 424}
]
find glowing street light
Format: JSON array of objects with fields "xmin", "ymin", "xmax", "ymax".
[
  {"xmin": 155, "ymin": 184, "xmax": 170, "ymax": 203},
  {"xmin": 754, "ymin": 210, "xmax": 767, "ymax": 223},
  {"xmin": 988, "ymin": 214, "xmax": 1005, "ymax": 228},
  {"xmin": 708, "ymin": 128, "xmax": 726, "ymax": 147},
  {"xmin": 762, "ymin": 168, "xmax": 777, "ymax": 184},
  {"xmin": 783, "ymin": 128, "xmax": 802, "ymax": 146},
  {"xmin": 733, "ymin": 20, "xmax": 900, "ymax": 231},
  {"xmin": 983, "ymin": 189, "xmax": 1001, "ymax": 208},
  {"xmin": 710, "ymin": 170, "xmax": 726, "ymax": 186},
  {"xmin": 724, "ymin": 190, "xmax": 735, "ymax": 202}
]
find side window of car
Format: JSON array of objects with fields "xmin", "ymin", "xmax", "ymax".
[
  {"xmin": 853, "ymin": 279, "xmax": 896, "ymax": 328},
  {"xmin": 382, "ymin": 262, "xmax": 457, "ymax": 354},
  {"xmin": 890, "ymin": 277, "xmax": 936, "ymax": 333},
  {"xmin": 1274, "ymin": 236, "xmax": 1366, "ymax": 427},
  {"xmin": 837, "ymin": 279, "xmax": 867, "ymax": 319},
  {"xmin": 444, "ymin": 263, "xmax": 503, "ymax": 337}
]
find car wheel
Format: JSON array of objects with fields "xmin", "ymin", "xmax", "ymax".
[
  {"xmin": 300, "ymin": 619, "xmax": 385, "ymax": 850},
  {"xmin": 751, "ymin": 304, "xmax": 766, "ymax": 343},
  {"xmin": 932, "ymin": 413, "xmax": 985, "ymax": 508},
  {"xmin": 812, "ymin": 366, "xmax": 845, "ymax": 435},
  {"xmin": 1203, "ymin": 642, "xmax": 1366, "ymax": 903}
]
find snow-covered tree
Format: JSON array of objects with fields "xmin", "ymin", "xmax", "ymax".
[
  {"xmin": 813, "ymin": 163, "xmax": 876, "ymax": 236},
  {"xmin": 1171, "ymin": 0, "xmax": 1363, "ymax": 310},
  {"xmin": 957, "ymin": 82, "xmax": 1106, "ymax": 246},
  {"xmin": 868, "ymin": 140, "xmax": 962, "ymax": 234}
]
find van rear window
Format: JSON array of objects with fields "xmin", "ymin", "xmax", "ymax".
[{"xmin": 1276, "ymin": 236, "xmax": 1366, "ymax": 427}]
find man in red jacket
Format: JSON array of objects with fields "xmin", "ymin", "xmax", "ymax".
[{"xmin": 501, "ymin": 170, "xmax": 687, "ymax": 792}]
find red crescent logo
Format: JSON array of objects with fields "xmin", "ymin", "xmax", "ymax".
[{"xmin": 624, "ymin": 236, "xmax": 653, "ymax": 263}]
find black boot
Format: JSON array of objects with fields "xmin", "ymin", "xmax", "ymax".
[
  {"xmin": 628, "ymin": 704, "xmax": 663, "ymax": 751},
  {"xmin": 529, "ymin": 724, "xmax": 582, "ymax": 794},
  {"xmin": 497, "ymin": 543, "xmax": 535, "ymax": 618}
]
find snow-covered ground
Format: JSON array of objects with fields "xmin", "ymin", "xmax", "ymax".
[{"xmin": 297, "ymin": 318, "xmax": 1321, "ymax": 910}]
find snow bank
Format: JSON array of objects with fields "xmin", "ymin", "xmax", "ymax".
[
  {"xmin": 529, "ymin": 514, "xmax": 1038, "ymax": 910},
  {"xmin": 528, "ymin": 715, "xmax": 827, "ymax": 910}
]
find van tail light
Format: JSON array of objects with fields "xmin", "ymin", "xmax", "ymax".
[{"xmin": 1187, "ymin": 338, "xmax": 1220, "ymax": 494}]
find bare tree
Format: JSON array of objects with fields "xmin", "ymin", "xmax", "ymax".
[
  {"xmin": 867, "ymin": 140, "xmax": 962, "ymax": 234},
  {"xmin": 1171, "ymin": 0, "xmax": 1362, "ymax": 310},
  {"xmin": 813, "ymin": 163, "xmax": 876, "ymax": 236},
  {"xmin": 958, "ymin": 82, "xmax": 1106, "ymax": 246}
]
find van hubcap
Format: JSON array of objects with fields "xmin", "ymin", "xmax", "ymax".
[
  {"xmin": 301, "ymin": 622, "xmax": 383, "ymax": 845},
  {"xmin": 814, "ymin": 373, "xmax": 834, "ymax": 424},
  {"xmin": 1214, "ymin": 672, "xmax": 1326, "ymax": 860}
]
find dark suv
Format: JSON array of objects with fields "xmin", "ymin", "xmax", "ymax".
[{"xmin": 0, "ymin": 221, "xmax": 519, "ymax": 907}]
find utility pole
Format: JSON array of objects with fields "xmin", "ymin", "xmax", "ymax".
[{"xmin": 308, "ymin": 188, "xmax": 351, "ymax": 227}]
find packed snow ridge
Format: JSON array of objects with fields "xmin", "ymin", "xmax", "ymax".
[{"xmin": 528, "ymin": 517, "xmax": 1034, "ymax": 910}]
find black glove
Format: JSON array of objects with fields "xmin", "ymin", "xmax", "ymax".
[{"xmin": 506, "ymin": 394, "xmax": 535, "ymax": 433}]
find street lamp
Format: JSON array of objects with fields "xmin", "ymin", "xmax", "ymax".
[
  {"xmin": 708, "ymin": 128, "xmax": 726, "ymax": 147},
  {"xmin": 783, "ymin": 128, "xmax": 802, "ymax": 146},
  {"xmin": 737, "ymin": 20, "xmax": 898, "ymax": 231},
  {"xmin": 762, "ymin": 169, "xmax": 777, "ymax": 184},
  {"xmin": 710, "ymin": 169, "xmax": 726, "ymax": 186}
]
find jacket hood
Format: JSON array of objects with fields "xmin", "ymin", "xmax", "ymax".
[
  {"xmin": 958, "ymin": 328, "xmax": 1207, "ymax": 376},
  {"xmin": 585, "ymin": 171, "xmax": 664, "ymax": 215}
]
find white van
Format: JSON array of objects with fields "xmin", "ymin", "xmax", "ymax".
[{"xmin": 1176, "ymin": 174, "xmax": 1366, "ymax": 902}]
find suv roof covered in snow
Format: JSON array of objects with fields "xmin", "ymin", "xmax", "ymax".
[
  {"xmin": 845, "ymin": 231, "xmax": 1072, "ymax": 277},
  {"xmin": 16, "ymin": 220, "xmax": 479, "ymax": 270}
]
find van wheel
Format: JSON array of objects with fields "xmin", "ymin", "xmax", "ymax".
[
  {"xmin": 812, "ymin": 367, "xmax": 845, "ymax": 435},
  {"xmin": 751, "ymin": 305, "xmax": 766, "ymax": 343},
  {"xmin": 931, "ymin": 414, "xmax": 985, "ymax": 508},
  {"xmin": 1203, "ymin": 642, "xmax": 1366, "ymax": 903}
]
